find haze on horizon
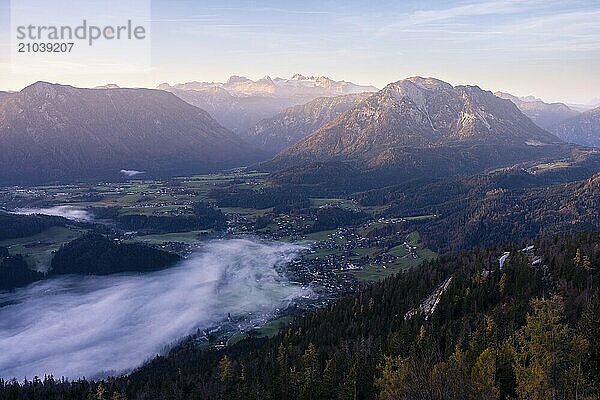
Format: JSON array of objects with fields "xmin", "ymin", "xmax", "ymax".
[{"xmin": 0, "ymin": 0, "xmax": 599, "ymax": 104}]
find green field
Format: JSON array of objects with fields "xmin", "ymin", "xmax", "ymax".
[
  {"xmin": 136, "ymin": 230, "xmax": 212, "ymax": 245},
  {"xmin": 228, "ymin": 316, "xmax": 293, "ymax": 346},
  {"xmin": 348, "ymin": 231, "xmax": 437, "ymax": 282},
  {"xmin": 356, "ymin": 221, "xmax": 389, "ymax": 236},
  {"xmin": 404, "ymin": 214, "xmax": 437, "ymax": 221},
  {"xmin": 406, "ymin": 231, "xmax": 420, "ymax": 244},
  {"xmin": 0, "ymin": 226, "xmax": 85, "ymax": 272},
  {"xmin": 527, "ymin": 161, "xmax": 571, "ymax": 174},
  {"xmin": 220, "ymin": 207, "xmax": 273, "ymax": 217},
  {"xmin": 349, "ymin": 250, "xmax": 436, "ymax": 281},
  {"xmin": 304, "ymin": 248, "xmax": 343, "ymax": 260},
  {"xmin": 309, "ymin": 198, "xmax": 359, "ymax": 210},
  {"xmin": 303, "ymin": 229, "xmax": 337, "ymax": 241},
  {"xmin": 353, "ymin": 246, "xmax": 381, "ymax": 257},
  {"xmin": 387, "ymin": 244, "xmax": 409, "ymax": 257},
  {"xmin": 0, "ymin": 172, "xmax": 280, "ymax": 236}
]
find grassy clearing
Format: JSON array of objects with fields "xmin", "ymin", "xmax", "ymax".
[
  {"xmin": 356, "ymin": 221, "xmax": 389, "ymax": 236},
  {"xmin": 416, "ymin": 247, "xmax": 437, "ymax": 261},
  {"xmin": 348, "ymin": 264, "xmax": 402, "ymax": 281},
  {"xmin": 303, "ymin": 229, "xmax": 337, "ymax": 241},
  {"xmin": 353, "ymin": 246, "xmax": 381, "ymax": 257},
  {"xmin": 349, "ymin": 252, "xmax": 434, "ymax": 281},
  {"xmin": 252, "ymin": 316, "xmax": 293, "ymax": 338},
  {"xmin": 228, "ymin": 316, "xmax": 293, "ymax": 346},
  {"xmin": 406, "ymin": 231, "xmax": 420, "ymax": 244},
  {"xmin": 527, "ymin": 161, "xmax": 571, "ymax": 173},
  {"xmin": 404, "ymin": 214, "xmax": 437, "ymax": 222},
  {"xmin": 119, "ymin": 205, "xmax": 190, "ymax": 216},
  {"xmin": 348, "ymin": 231, "xmax": 437, "ymax": 282},
  {"xmin": 305, "ymin": 248, "xmax": 343, "ymax": 260},
  {"xmin": 309, "ymin": 198, "xmax": 359, "ymax": 210},
  {"xmin": 136, "ymin": 230, "xmax": 211, "ymax": 244},
  {"xmin": 220, "ymin": 207, "xmax": 272, "ymax": 217},
  {"xmin": 0, "ymin": 226, "xmax": 85, "ymax": 272},
  {"xmin": 387, "ymin": 244, "xmax": 408, "ymax": 257}
]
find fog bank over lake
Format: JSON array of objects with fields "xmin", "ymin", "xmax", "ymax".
[
  {"xmin": 0, "ymin": 239, "xmax": 309, "ymax": 380},
  {"xmin": 13, "ymin": 205, "xmax": 94, "ymax": 222}
]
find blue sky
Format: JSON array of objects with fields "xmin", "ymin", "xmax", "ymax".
[{"xmin": 1, "ymin": 0, "xmax": 599, "ymax": 103}]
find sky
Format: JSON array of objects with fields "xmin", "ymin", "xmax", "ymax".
[{"xmin": 0, "ymin": 0, "xmax": 599, "ymax": 104}]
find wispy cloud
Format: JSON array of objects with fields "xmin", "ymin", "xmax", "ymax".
[
  {"xmin": 1, "ymin": 0, "xmax": 598, "ymax": 102},
  {"xmin": 204, "ymin": 6, "xmax": 330, "ymax": 15},
  {"xmin": 374, "ymin": 0, "xmax": 533, "ymax": 34}
]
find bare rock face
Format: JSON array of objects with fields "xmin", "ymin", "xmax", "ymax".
[
  {"xmin": 0, "ymin": 82, "xmax": 261, "ymax": 185},
  {"xmin": 278, "ymin": 77, "xmax": 561, "ymax": 164},
  {"xmin": 158, "ymin": 75, "xmax": 377, "ymax": 134},
  {"xmin": 244, "ymin": 93, "xmax": 372, "ymax": 153}
]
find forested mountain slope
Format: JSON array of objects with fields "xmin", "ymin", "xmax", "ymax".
[
  {"xmin": 2, "ymin": 232, "xmax": 598, "ymax": 400},
  {"xmin": 0, "ymin": 82, "xmax": 260, "ymax": 184}
]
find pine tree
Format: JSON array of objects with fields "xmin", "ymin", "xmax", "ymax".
[
  {"xmin": 375, "ymin": 356, "xmax": 409, "ymax": 400},
  {"xmin": 499, "ymin": 273, "xmax": 507, "ymax": 294},
  {"xmin": 218, "ymin": 355, "xmax": 235, "ymax": 398},
  {"xmin": 417, "ymin": 325, "xmax": 426, "ymax": 344},
  {"xmin": 110, "ymin": 392, "xmax": 126, "ymax": 400},
  {"xmin": 301, "ymin": 343, "xmax": 320, "ymax": 400},
  {"xmin": 574, "ymin": 248, "xmax": 583, "ymax": 267},
  {"xmin": 471, "ymin": 348, "xmax": 500, "ymax": 400},
  {"xmin": 511, "ymin": 296, "xmax": 590, "ymax": 400},
  {"xmin": 218, "ymin": 356, "xmax": 234, "ymax": 383},
  {"xmin": 444, "ymin": 346, "xmax": 471, "ymax": 399},
  {"xmin": 94, "ymin": 384, "xmax": 106, "ymax": 400}
]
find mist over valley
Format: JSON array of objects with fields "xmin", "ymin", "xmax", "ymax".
[{"xmin": 0, "ymin": 239, "xmax": 310, "ymax": 380}]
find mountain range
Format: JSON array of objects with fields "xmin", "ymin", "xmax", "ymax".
[
  {"xmin": 158, "ymin": 75, "xmax": 377, "ymax": 134},
  {"xmin": 243, "ymin": 93, "xmax": 371, "ymax": 153},
  {"xmin": 274, "ymin": 77, "xmax": 562, "ymax": 166},
  {"xmin": 354, "ymin": 166, "xmax": 600, "ymax": 252},
  {"xmin": 494, "ymin": 92, "xmax": 600, "ymax": 147},
  {"xmin": 0, "ymin": 82, "xmax": 260, "ymax": 185},
  {"xmin": 494, "ymin": 91, "xmax": 579, "ymax": 131},
  {"xmin": 1, "ymin": 74, "xmax": 600, "ymax": 400},
  {"xmin": 160, "ymin": 74, "xmax": 377, "ymax": 98},
  {"xmin": 552, "ymin": 106, "xmax": 600, "ymax": 147},
  {"xmin": 1, "ymin": 76, "xmax": 597, "ymax": 186}
]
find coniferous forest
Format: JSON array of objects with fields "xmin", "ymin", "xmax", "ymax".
[
  {"xmin": 1, "ymin": 3, "xmax": 600, "ymax": 397},
  {"xmin": 1, "ymin": 232, "xmax": 598, "ymax": 400}
]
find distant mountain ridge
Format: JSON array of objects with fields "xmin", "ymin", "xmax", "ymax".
[
  {"xmin": 159, "ymin": 74, "xmax": 378, "ymax": 98},
  {"xmin": 261, "ymin": 77, "xmax": 580, "ymax": 191},
  {"xmin": 243, "ymin": 93, "xmax": 372, "ymax": 153},
  {"xmin": 158, "ymin": 74, "xmax": 377, "ymax": 133},
  {"xmin": 0, "ymin": 82, "xmax": 261, "ymax": 185},
  {"xmin": 495, "ymin": 91, "xmax": 580, "ymax": 131},
  {"xmin": 279, "ymin": 77, "xmax": 561, "ymax": 164},
  {"xmin": 553, "ymin": 106, "xmax": 600, "ymax": 148},
  {"xmin": 94, "ymin": 84, "xmax": 121, "ymax": 89}
]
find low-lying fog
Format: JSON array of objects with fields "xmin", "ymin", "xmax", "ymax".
[
  {"xmin": 13, "ymin": 205, "xmax": 94, "ymax": 222},
  {"xmin": 120, "ymin": 169, "xmax": 145, "ymax": 177},
  {"xmin": 0, "ymin": 239, "xmax": 310, "ymax": 380}
]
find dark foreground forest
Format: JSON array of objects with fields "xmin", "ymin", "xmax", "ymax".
[{"xmin": 0, "ymin": 232, "xmax": 598, "ymax": 400}]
